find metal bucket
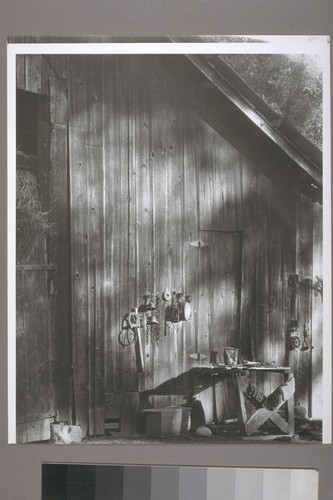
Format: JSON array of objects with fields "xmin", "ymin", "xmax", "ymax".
[{"xmin": 224, "ymin": 346, "xmax": 238, "ymax": 366}]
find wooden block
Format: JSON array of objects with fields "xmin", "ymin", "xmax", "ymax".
[
  {"xmin": 143, "ymin": 407, "xmax": 182, "ymax": 438},
  {"xmin": 169, "ymin": 406, "xmax": 192, "ymax": 434}
]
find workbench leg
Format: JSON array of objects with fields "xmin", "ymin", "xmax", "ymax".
[
  {"xmin": 232, "ymin": 372, "xmax": 247, "ymax": 435},
  {"xmin": 285, "ymin": 373, "xmax": 295, "ymax": 436}
]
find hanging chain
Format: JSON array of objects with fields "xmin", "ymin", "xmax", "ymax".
[
  {"xmin": 155, "ymin": 293, "xmax": 160, "ymax": 345},
  {"xmin": 302, "ymin": 278, "xmax": 312, "ymax": 351},
  {"xmin": 145, "ymin": 312, "xmax": 150, "ymax": 345}
]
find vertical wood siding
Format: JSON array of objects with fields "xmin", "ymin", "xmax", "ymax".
[
  {"xmin": 311, "ymin": 203, "xmax": 323, "ymax": 418},
  {"xmin": 16, "ymin": 53, "xmax": 323, "ymax": 437},
  {"xmin": 48, "ymin": 75, "xmax": 71, "ymax": 423},
  {"xmin": 16, "ymin": 54, "xmax": 70, "ymax": 442}
]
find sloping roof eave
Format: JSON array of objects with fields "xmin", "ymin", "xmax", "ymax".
[{"xmin": 185, "ymin": 53, "xmax": 322, "ymax": 187}]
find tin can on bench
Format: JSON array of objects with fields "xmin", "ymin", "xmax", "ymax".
[{"xmin": 224, "ymin": 346, "xmax": 238, "ymax": 366}]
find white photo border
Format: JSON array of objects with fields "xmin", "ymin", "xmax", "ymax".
[{"xmin": 7, "ymin": 36, "xmax": 331, "ymax": 444}]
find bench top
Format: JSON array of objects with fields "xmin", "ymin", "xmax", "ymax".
[{"xmin": 191, "ymin": 365, "xmax": 291, "ymax": 374}]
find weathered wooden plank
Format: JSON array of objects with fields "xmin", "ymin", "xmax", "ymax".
[
  {"xmin": 197, "ymin": 241, "xmax": 211, "ymax": 357},
  {"xmin": 17, "ymin": 164, "xmax": 55, "ymax": 440},
  {"xmin": 311, "ymin": 202, "xmax": 323, "ymax": 419},
  {"xmin": 197, "ymin": 232, "xmax": 240, "ymax": 353},
  {"xmin": 295, "ymin": 194, "xmax": 314, "ymax": 417},
  {"xmin": 166, "ymin": 69, "xmax": 185, "ymax": 406},
  {"xmin": 283, "ymin": 189, "xmax": 300, "ymax": 416},
  {"xmin": 48, "ymin": 117, "xmax": 70, "ymax": 422},
  {"xmin": 87, "ymin": 141, "xmax": 105, "ymax": 436},
  {"xmin": 22, "ymin": 267, "xmax": 52, "ymax": 417},
  {"xmin": 68, "ymin": 55, "xmax": 89, "ymax": 437},
  {"xmin": 34, "ymin": 97, "xmax": 55, "ymax": 424},
  {"xmin": 26, "ymin": 417, "xmax": 54, "ymax": 442},
  {"xmin": 49, "ymin": 77, "xmax": 68, "ymax": 125},
  {"xmin": 183, "ymin": 110, "xmax": 200, "ymax": 384},
  {"xmin": 116, "ymin": 57, "xmax": 137, "ymax": 398},
  {"xmin": 68, "ymin": 54, "xmax": 107, "ymax": 436},
  {"xmin": 25, "ymin": 55, "xmax": 42, "ymax": 94},
  {"xmin": 150, "ymin": 57, "xmax": 172, "ymax": 409},
  {"xmin": 284, "ymin": 195, "xmax": 298, "ymax": 360},
  {"xmin": 196, "ymin": 122, "xmax": 217, "ymax": 414},
  {"xmin": 120, "ymin": 392, "xmax": 140, "ymax": 434},
  {"xmin": 195, "ymin": 231, "xmax": 241, "ymax": 419},
  {"xmin": 16, "ymin": 55, "xmax": 25, "ymax": 90},
  {"xmin": 85, "ymin": 55, "xmax": 105, "ymax": 435},
  {"xmin": 16, "ymin": 89, "xmax": 55, "ymax": 443},
  {"xmin": 43, "ymin": 54, "xmax": 69, "ymax": 81},
  {"xmin": 267, "ymin": 181, "xmax": 285, "ymax": 393},
  {"xmin": 37, "ymin": 95, "xmax": 50, "ymax": 222},
  {"xmin": 40, "ymin": 55, "xmax": 50, "ymax": 96},
  {"xmin": 199, "ymin": 125, "xmax": 243, "ymax": 232},
  {"xmin": 16, "ymin": 271, "xmax": 27, "ymax": 432},
  {"xmin": 255, "ymin": 172, "xmax": 271, "ymax": 397},
  {"xmin": 105, "ymin": 392, "xmax": 122, "ymax": 420},
  {"xmin": 16, "ymin": 152, "xmax": 39, "ymax": 172},
  {"xmin": 131, "ymin": 56, "xmax": 153, "ymax": 396},
  {"xmin": 17, "ymin": 417, "xmax": 54, "ymax": 443},
  {"xmin": 127, "ymin": 56, "xmax": 138, "ymax": 311},
  {"xmin": 240, "ymin": 157, "xmax": 257, "ymax": 361},
  {"xmin": 127, "ymin": 56, "xmax": 147, "ymax": 399},
  {"xmin": 103, "ymin": 55, "xmax": 121, "ymax": 396}
]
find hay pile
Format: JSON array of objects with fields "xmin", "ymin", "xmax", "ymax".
[{"xmin": 16, "ymin": 170, "xmax": 53, "ymax": 256}]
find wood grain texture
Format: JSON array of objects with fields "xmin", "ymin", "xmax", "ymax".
[
  {"xmin": 16, "ymin": 53, "xmax": 322, "ymax": 438},
  {"xmin": 240, "ymin": 157, "xmax": 257, "ymax": 361},
  {"xmin": 167, "ymin": 71, "xmax": 186, "ymax": 407},
  {"xmin": 48, "ymin": 76, "xmax": 71, "ymax": 423},
  {"xmin": 25, "ymin": 55, "xmax": 42, "ymax": 94},
  {"xmin": 150, "ymin": 57, "xmax": 172, "ymax": 409},
  {"xmin": 295, "ymin": 194, "xmax": 314, "ymax": 417},
  {"xmin": 311, "ymin": 202, "xmax": 323, "ymax": 419},
  {"xmin": 199, "ymin": 127, "xmax": 243, "ymax": 232},
  {"xmin": 86, "ymin": 55, "xmax": 105, "ymax": 435},
  {"xmin": 103, "ymin": 55, "xmax": 121, "ymax": 396},
  {"xmin": 16, "ymin": 55, "xmax": 25, "ymax": 90},
  {"xmin": 68, "ymin": 55, "xmax": 90, "ymax": 436},
  {"xmin": 183, "ymin": 109, "xmax": 200, "ymax": 387},
  {"xmin": 16, "ymin": 78, "xmax": 56, "ymax": 442}
]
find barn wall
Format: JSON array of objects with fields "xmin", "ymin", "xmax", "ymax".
[
  {"xmin": 16, "ymin": 53, "xmax": 323, "ymax": 438},
  {"xmin": 16, "ymin": 54, "xmax": 70, "ymax": 442}
]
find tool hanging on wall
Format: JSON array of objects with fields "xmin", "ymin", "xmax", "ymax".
[
  {"xmin": 118, "ymin": 309, "xmax": 144, "ymax": 372},
  {"xmin": 118, "ymin": 312, "xmax": 139, "ymax": 346},
  {"xmin": 164, "ymin": 291, "xmax": 192, "ymax": 324},
  {"xmin": 120, "ymin": 287, "xmax": 193, "ymax": 352},
  {"xmin": 155, "ymin": 293, "xmax": 161, "ymax": 345},
  {"xmin": 313, "ymin": 276, "xmax": 323, "ymax": 301},
  {"xmin": 138, "ymin": 294, "xmax": 158, "ymax": 345},
  {"xmin": 301, "ymin": 278, "xmax": 313, "ymax": 351},
  {"xmin": 288, "ymin": 274, "xmax": 315, "ymax": 352},
  {"xmin": 289, "ymin": 319, "xmax": 300, "ymax": 350},
  {"xmin": 288, "ymin": 274, "xmax": 300, "ymax": 351}
]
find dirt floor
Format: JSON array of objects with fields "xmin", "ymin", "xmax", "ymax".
[{"xmin": 83, "ymin": 418, "xmax": 322, "ymax": 445}]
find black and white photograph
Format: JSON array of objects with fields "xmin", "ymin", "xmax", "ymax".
[{"xmin": 7, "ymin": 36, "xmax": 331, "ymax": 445}]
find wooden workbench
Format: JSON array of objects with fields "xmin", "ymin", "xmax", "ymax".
[{"xmin": 191, "ymin": 365, "xmax": 295, "ymax": 437}]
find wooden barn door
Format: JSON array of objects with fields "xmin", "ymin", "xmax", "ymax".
[
  {"xmin": 196, "ymin": 230, "xmax": 242, "ymax": 423},
  {"xmin": 16, "ymin": 90, "xmax": 56, "ymax": 442},
  {"xmin": 16, "ymin": 70, "xmax": 70, "ymax": 443}
]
